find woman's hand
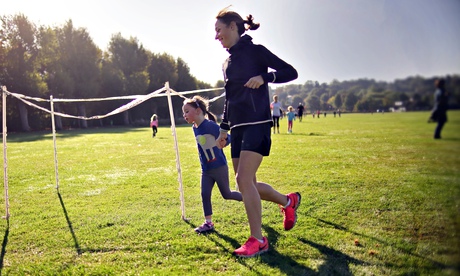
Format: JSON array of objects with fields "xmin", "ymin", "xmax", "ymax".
[
  {"xmin": 244, "ymin": 75, "xmax": 264, "ymax": 89},
  {"xmin": 216, "ymin": 132, "xmax": 228, "ymax": 149}
]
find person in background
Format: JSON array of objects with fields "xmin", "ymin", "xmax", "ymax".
[
  {"xmin": 182, "ymin": 95, "xmax": 243, "ymax": 233},
  {"xmin": 429, "ymin": 78, "xmax": 449, "ymax": 139},
  {"xmin": 214, "ymin": 7, "xmax": 301, "ymax": 258},
  {"xmin": 150, "ymin": 114, "xmax": 158, "ymax": 137},
  {"xmin": 297, "ymin": 103, "xmax": 305, "ymax": 122},
  {"xmin": 270, "ymin": 95, "xmax": 282, "ymax": 134},
  {"xmin": 287, "ymin": 106, "xmax": 296, "ymax": 133}
]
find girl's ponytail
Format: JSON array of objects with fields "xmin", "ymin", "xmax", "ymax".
[{"xmin": 206, "ymin": 111, "xmax": 217, "ymax": 123}]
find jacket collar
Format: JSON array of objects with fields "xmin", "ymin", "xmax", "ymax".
[{"xmin": 228, "ymin": 35, "xmax": 253, "ymax": 54}]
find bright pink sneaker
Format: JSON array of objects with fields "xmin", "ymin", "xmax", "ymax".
[
  {"xmin": 233, "ymin": 236, "xmax": 269, "ymax": 258},
  {"xmin": 281, "ymin": 192, "xmax": 301, "ymax": 230}
]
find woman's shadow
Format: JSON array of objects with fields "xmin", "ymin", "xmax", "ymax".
[
  {"xmin": 187, "ymin": 219, "xmax": 368, "ymax": 275},
  {"xmin": 188, "ymin": 220, "xmax": 360, "ymax": 275},
  {"xmin": 261, "ymin": 225, "xmax": 366, "ymax": 276}
]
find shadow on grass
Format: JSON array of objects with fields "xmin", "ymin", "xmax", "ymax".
[
  {"xmin": 437, "ymin": 137, "xmax": 460, "ymax": 142},
  {"xmin": 0, "ymin": 219, "xmax": 9, "ymax": 272},
  {"xmin": 258, "ymin": 225, "xmax": 313, "ymax": 275},
  {"xmin": 185, "ymin": 220, "xmax": 313, "ymax": 275},
  {"xmin": 184, "ymin": 220, "xmax": 241, "ymax": 255},
  {"xmin": 261, "ymin": 225, "xmax": 367, "ymax": 275},
  {"xmin": 57, "ymin": 192, "xmax": 82, "ymax": 255},
  {"xmin": 312, "ymin": 216, "xmax": 458, "ymax": 272},
  {"xmin": 299, "ymin": 238, "xmax": 367, "ymax": 275}
]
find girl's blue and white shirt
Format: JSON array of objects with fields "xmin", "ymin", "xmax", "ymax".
[{"xmin": 193, "ymin": 119, "xmax": 230, "ymax": 171}]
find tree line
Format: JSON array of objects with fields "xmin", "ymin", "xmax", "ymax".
[
  {"xmin": 1, "ymin": 14, "xmax": 459, "ymax": 132},
  {"xmin": 272, "ymin": 76, "xmax": 460, "ymax": 115},
  {"xmin": 0, "ymin": 14, "xmax": 222, "ymax": 132}
]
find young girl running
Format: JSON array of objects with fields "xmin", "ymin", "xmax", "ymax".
[
  {"xmin": 182, "ymin": 95, "xmax": 243, "ymax": 233},
  {"xmin": 150, "ymin": 114, "xmax": 158, "ymax": 137},
  {"xmin": 287, "ymin": 106, "xmax": 296, "ymax": 133}
]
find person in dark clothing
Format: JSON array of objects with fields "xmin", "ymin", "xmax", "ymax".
[
  {"xmin": 297, "ymin": 103, "xmax": 305, "ymax": 122},
  {"xmin": 429, "ymin": 78, "xmax": 448, "ymax": 139},
  {"xmin": 214, "ymin": 7, "xmax": 301, "ymax": 258}
]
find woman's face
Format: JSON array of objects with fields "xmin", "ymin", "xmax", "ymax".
[{"xmin": 215, "ymin": 20, "xmax": 238, "ymax": 49}]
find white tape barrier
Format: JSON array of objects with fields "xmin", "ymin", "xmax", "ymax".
[
  {"xmin": 169, "ymin": 88, "xmax": 225, "ymax": 103},
  {"xmin": 3, "ymin": 86, "xmax": 225, "ymax": 121},
  {"xmin": 1, "ymin": 84, "xmax": 226, "ymax": 221}
]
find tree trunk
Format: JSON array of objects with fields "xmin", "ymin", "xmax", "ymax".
[
  {"xmin": 77, "ymin": 103, "xmax": 88, "ymax": 128},
  {"xmin": 123, "ymin": 111, "xmax": 130, "ymax": 125},
  {"xmin": 18, "ymin": 101, "xmax": 31, "ymax": 131}
]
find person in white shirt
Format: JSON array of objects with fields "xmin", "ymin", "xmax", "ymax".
[{"xmin": 270, "ymin": 95, "xmax": 282, "ymax": 134}]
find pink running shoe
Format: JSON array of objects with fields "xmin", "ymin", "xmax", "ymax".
[
  {"xmin": 233, "ymin": 236, "xmax": 269, "ymax": 258},
  {"xmin": 282, "ymin": 192, "xmax": 301, "ymax": 230}
]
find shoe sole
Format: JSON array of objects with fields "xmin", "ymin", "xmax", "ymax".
[
  {"xmin": 286, "ymin": 192, "xmax": 302, "ymax": 230},
  {"xmin": 233, "ymin": 243, "xmax": 270, "ymax": 258},
  {"xmin": 233, "ymin": 247, "xmax": 269, "ymax": 258},
  {"xmin": 195, "ymin": 228, "xmax": 214, "ymax": 234}
]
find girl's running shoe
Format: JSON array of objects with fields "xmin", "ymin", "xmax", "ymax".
[{"xmin": 194, "ymin": 221, "xmax": 214, "ymax": 233}]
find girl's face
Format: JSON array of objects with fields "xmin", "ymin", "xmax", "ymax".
[
  {"xmin": 215, "ymin": 20, "xmax": 238, "ymax": 49},
  {"xmin": 182, "ymin": 104, "xmax": 200, "ymax": 124}
]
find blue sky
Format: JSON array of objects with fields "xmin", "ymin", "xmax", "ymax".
[{"xmin": 4, "ymin": 0, "xmax": 460, "ymax": 86}]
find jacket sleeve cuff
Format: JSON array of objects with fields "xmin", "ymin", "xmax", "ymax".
[
  {"xmin": 262, "ymin": 72, "xmax": 276, "ymax": 83},
  {"xmin": 219, "ymin": 121, "xmax": 230, "ymax": 132}
]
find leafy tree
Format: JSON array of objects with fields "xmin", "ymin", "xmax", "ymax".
[
  {"xmin": 310, "ymin": 87, "xmax": 325, "ymax": 98},
  {"xmin": 306, "ymin": 95, "xmax": 320, "ymax": 111},
  {"xmin": 334, "ymin": 92, "xmax": 343, "ymax": 110},
  {"xmin": 173, "ymin": 57, "xmax": 198, "ymax": 120},
  {"xmin": 175, "ymin": 57, "xmax": 197, "ymax": 91},
  {"xmin": 320, "ymin": 93, "xmax": 330, "ymax": 110},
  {"xmin": 107, "ymin": 33, "xmax": 148, "ymax": 125},
  {"xmin": 145, "ymin": 53, "xmax": 178, "ymax": 121},
  {"xmin": 344, "ymin": 92, "xmax": 358, "ymax": 111},
  {"xmin": 55, "ymin": 20, "xmax": 101, "ymax": 128},
  {"xmin": 147, "ymin": 52, "xmax": 178, "ymax": 91},
  {"xmin": 215, "ymin": 80, "xmax": 225, "ymax": 88},
  {"xmin": 37, "ymin": 25, "xmax": 68, "ymax": 129},
  {"xmin": 0, "ymin": 14, "xmax": 48, "ymax": 131},
  {"xmin": 355, "ymin": 97, "xmax": 382, "ymax": 112},
  {"xmin": 290, "ymin": 95, "xmax": 304, "ymax": 110},
  {"xmin": 99, "ymin": 54, "xmax": 124, "ymax": 125}
]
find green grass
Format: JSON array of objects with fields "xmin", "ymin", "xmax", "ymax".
[{"xmin": 0, "ymin": 111, "xmax": 459, "ymax": 275}]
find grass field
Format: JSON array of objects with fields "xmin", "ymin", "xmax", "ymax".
[{"xmin": 0, "ymin": 111, "xmax": 459, "ymax": 275}]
